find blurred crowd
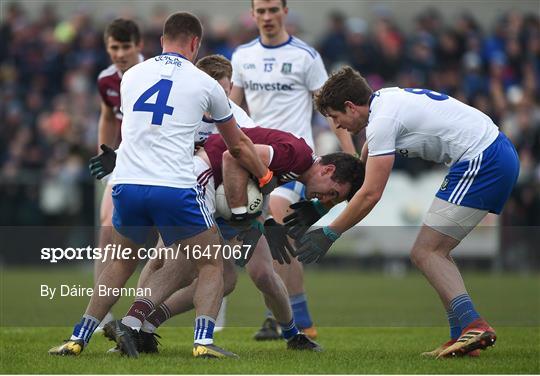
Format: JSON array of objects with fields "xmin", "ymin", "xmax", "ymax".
[{"xmin": 1, "ymin": 3, "xmax": 539, "ymax": 227}]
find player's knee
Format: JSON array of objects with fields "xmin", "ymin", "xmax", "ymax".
[
  {"xmin": 222, "ymin": 261, "xmax": 237, "ymax": 296},
  {"xmin": 409, "ymin": 249, "xmax": 420, "ymax": 268},
  {"xmin": 195, "ymin": 256, "xmax": 224, "ymax": 274},
  {"xmin": 268, "ymin": 197, "xmax": 292, "ymax": 220},
  {"xmin": 409, "ymin": 246, "xmax": 430, "ymax": 269},
  {"xmin": 249, "ymin": 268, "xmax": 277, "ymax": 294},
  {"xmin": 223, "ymin": 271, "xmax": 237, "ymax": 297},
  {"xmin": 146, "ymin": 257, "xmax": 164, "ymax": 272}
]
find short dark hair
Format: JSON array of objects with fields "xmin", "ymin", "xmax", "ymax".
[
  {"xmin": 251, "ymin": 0, "xmax": 287, "ymax": 8},
  {"xmin": 320, "ymin": 152, "xmax": 365, "ymax": 201},
  {"xmin": 315, "ymin": 66, "xmax": 373, "ymax": 116},
  {"xmin": 163, "ymin": 12, "xmax": 203, "ymax": 43},
  {"xmin": 196, "ymin": 55, "xmax": 232, "ymax": 81},
  {"xmin": 104, "ymin": 18, "xmax": 141, "ymax": 44}
]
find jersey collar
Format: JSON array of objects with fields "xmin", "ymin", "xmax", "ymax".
[
  {"xmin": 161, "ymin": 52, "xmax": 189, "ymax": 60},
  {"xmin": 258, "ymin": 35, "xmax": 293, "ymax": 49},
  {"xmin": 368, "ymin": 91, "xmax": 380, "ymax": 112}
]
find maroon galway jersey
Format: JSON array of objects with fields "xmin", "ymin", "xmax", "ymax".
[
  {"xmin": 204, "ymin": 127, "xmax": 315, "ymax": 187},
  {"xmin": 97, "ymin": 64, "xmax": 123, "ymax": 127}
]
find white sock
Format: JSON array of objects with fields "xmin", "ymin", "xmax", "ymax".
[
  {"xmin": 121, "ymin": 315, "xmax": 142, "ymax": 330},
  {"xmin": 141, "ymin": 320, "xmax": 157, "ymax": 334}
]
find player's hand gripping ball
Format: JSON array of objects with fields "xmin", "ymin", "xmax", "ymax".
[{"xmin": 215, "ymin": 180, "xmax": 263, "ymax": 220}]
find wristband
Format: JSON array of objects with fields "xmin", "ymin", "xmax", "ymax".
[
  {"xmin": 231, "ymin": 206, "xmax": 248, "ymax": 215},
  {"xmin": 313, "ymin": 200, "xmax": 329, "ymax": 216},
  {"xmin": 322, "ymin": 226, "xmax": 341, "ymax": 242},
  {"xmin": 258, "ymin": 169, "xmax": 274, "ymax": 187}
]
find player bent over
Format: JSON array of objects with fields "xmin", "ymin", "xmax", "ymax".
[
  {"xmin": 48, "ymin": 12, "xmax": 270, "ymax": 359},
  {"xmin": 87, "ymin": 127, "xmax": 364, "ymax": 354},
  {"xmin": 287, "ymin": 67, "xmax": 519, "ymax": 358}
]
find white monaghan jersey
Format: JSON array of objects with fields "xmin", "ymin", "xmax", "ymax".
[
  {"xmin": 112, "ymin": 52, "xmax": 233, "ymax": 188},
  {"xmin": 367, "ymin": 87, "xmax": 499, "ymax": 166},
  {"xmin": 231, "ymin": 36, "xmax": 328, "ymax": 148},
  {"xmin": 195, "ymin": 101, "xmax": 255, "ymax": 144}
]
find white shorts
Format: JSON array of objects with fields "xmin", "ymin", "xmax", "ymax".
[{"xmin": 424, "ymin": 197, "xmax": 488, "ymax": 241}]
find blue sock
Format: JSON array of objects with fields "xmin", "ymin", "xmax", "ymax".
[
  {"xmin": 279, "ymin": 318, "xmax": 299, "ymax": 340},
  {"xmin": 265, "ymin": 309, "xmax": 273, "ymax": 319},
  {"xmin": 450, "ymin": 294, "xmax": 481, "ymax": 329},
  {"xmin": 447, "ymin": 309, "xmax": 462, "ymax": 340},
  {"xmin": 290, "ymin": 293, "xmax": 313, "ymax": 329},
  {"xmin": 70, "ymin": 314, "xmax": 100, "ymax": 345},
  {"xmin": 194, "ymin": 315, "xmax": 215, "ymax": 345}
]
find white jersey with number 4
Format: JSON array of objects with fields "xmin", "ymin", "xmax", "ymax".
[
  {"xmin": 231, "ymin": 36, "xmax": 328, "ymax": 148},
  {"xmin": 112, "ymin": 53, "xmax": 233, "ymax": 189},
  {"xmin": 367, "ymin": 87, "xmax": 499, "ymax": 166}
]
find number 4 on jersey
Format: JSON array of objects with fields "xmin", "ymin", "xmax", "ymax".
[{"xmin": 133, "ymin": 79, "xmax": 174, "ymax": 125}]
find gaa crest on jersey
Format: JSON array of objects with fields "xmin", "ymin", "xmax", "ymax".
[
  {"xmin": 281, "ymin": 63, "xmax": 292, "ymax": 74},
  {"xmin": 440, "ymin": 177, "xmax": 449, "ymax": 191}
]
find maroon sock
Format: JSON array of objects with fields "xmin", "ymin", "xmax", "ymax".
[
  {"xmin": 123, "ymin": 298, "xmax": 155, "ymax": 327},
  {"xmin": 146, "ymin": 304, "xmax": 172, "ymax": 328}
]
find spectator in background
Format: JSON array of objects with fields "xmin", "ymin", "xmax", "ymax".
[
  {"xmin": 318, "ymin": 11, "xmax": 349, "ymax": 70},
  {"xmin": 0, "ymin": 2, "xmax": 538, "ymax": 230}
]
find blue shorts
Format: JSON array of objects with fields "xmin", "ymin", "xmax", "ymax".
[
  {"xmin": 112, "ymin": 184, "xmax": 214, "ymax": 246},
  {"xmin": 436, "ymin": 132, "xmax": 519, "ymax": 214}
]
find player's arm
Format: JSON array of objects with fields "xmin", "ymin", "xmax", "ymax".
[
  {"xmin": 360, "ymin": 142, "xmax": 369, "ymax": 164},
  {"xmin": 222, "ymin": 143, "xmax": 271, "ymax": 210},
  {"xmin": 229, "ymin": 85, "xmax": 245, "ymax": 107},
  {"xmin": 326, "ymin": 114, "xmax": 356, "ymax": 155},
  {"xmin": 97, "ymin": 101, "xmax": 118, "ymax": 152},
  {"xmin": 295, "ymin": 154, "xmax": 394, "ymax": 263},
  {"xmin": 217, "ymin": 118, "xmax": 270, "ymax": 182},
  {"xmin": 330, "ymin": 154, "xmax": 394, "ymax": 233}
]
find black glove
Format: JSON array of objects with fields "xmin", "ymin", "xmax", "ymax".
[
  {"xmin": 296, "ymin": 227, "xmax": 340, "ymax": 264},
  {"xmin": 89, "ymin": 144, "xmax": 117, "ymax": 180},
  {"xmin": 284, "ymin": 200, "xmax": 329, "ymax": 240},
  {"xmin": 235, "ymin": 220, "xmax": 264, "ymax": 267},
  {"xmin": 228, "ymin": 211, "xmax": 262, "ymax": 229},
  {"xmin": 264, "ymin": 218, "xmax": 294, "ymax": 264}
]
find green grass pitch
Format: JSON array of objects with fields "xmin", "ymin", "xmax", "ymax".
[{"xmin": 1, "ymin": 268, "xmax": 539, "ymax": 374}]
